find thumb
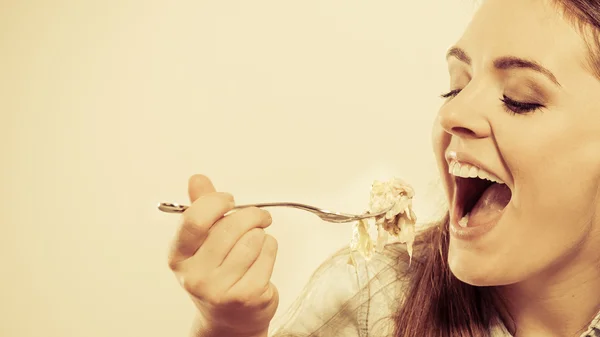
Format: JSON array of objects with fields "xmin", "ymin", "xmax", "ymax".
[{"xmin": 188, "ymin": 174, "xmax": 217, "ymax": 202}]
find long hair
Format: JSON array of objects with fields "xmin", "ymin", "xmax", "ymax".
[
  {"xmin": 392, "ymin": 1, "xmax": 600, "ymax": 336},
  {"xmin": 393, "ymin": 215, "xmax": 500, "ymax": 337}
]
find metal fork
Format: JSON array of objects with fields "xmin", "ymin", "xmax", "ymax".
[{"xmin": 157, "ymin": 202, "xmax": 393, "ymax": 223}]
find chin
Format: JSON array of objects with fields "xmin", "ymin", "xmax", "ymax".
[{"xmin": 447, "ymin": 242, "xmax": 519, "ymax": 287}]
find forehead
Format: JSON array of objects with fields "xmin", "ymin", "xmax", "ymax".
[{"xmin": 456, "ymin": 0, "xmax": 590, "ymax": 81}]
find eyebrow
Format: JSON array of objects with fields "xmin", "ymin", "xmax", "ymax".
[{"xmin": 446, "ymin": 47, "xmax": 561, "ymax": 87}]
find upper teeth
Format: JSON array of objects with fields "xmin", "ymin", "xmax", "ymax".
[{"xmin": 449, "ymin": 160, "xmax": 504, "ymax": 184}]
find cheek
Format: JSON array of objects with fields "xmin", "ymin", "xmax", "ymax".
[
  {"xmin": 517, "ymin": 163, "xmax": 597, "ymax": 224},
  {"xmin": 501, "ymin": 121, "xmax": 600, "ymax": 225}
]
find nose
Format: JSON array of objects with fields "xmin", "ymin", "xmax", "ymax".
[{"xmin": 437, "ymin": 92, "xmax": 491, "ymax": 139}]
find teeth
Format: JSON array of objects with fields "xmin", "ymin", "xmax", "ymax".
[
  {"xmin": 452, "ymin": 163, "xmax": 461, "ymax": 176},
  {"xmin": 458, "ymin": 213, "xmax": 470, "ymax": 227},
  {"xmin": 448, "ymin": 160, "xmax": 504, "ymax": 184},
  {"xmin": 479, "ymin": 170, "xmax": 490, "ymax": 180},
  {"xmin": 468, "ymin": 166, "xmax": 478, "ymax": 178}
]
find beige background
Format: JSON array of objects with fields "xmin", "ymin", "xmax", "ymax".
[{"xmin": 1, "ymin": 1, "xmax": 476, "ymax": 336}]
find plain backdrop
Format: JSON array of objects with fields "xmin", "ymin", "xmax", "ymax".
[{"xmin": 1, "ymin": 1, "xmax": 477, "ymax": 336}]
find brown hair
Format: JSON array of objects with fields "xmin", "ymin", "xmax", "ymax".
[
  {"xmin": 554, "ymin": 0, "xmax": 600, "ymax": 78},
  {"xmin": 393, "ymin": 215, "xmax": 502, "ymax": 337},
  {"xmin": 392, "ymin": 4, "xmax": 600, "ymax": 336}
]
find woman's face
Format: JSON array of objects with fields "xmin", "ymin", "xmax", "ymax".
[{"xmin": 432, "ymin": 0, "xmax": 600, "ymax": 286}]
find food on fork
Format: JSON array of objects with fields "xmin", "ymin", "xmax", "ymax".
[{"xmin": 349, "ymin": 178, "xmax": 417, "ymax": 264}]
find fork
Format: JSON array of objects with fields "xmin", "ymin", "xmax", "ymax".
[{"xmin": 157, "ymin": 202, "xmax": 393, "ymax": 223}]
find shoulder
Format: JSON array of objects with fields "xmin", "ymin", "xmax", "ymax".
[{"xmin": 271, "ymin": 242, "xmax": 412, "ymax": 337}]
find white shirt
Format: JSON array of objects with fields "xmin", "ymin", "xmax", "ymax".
[{"xmin": 270, "ymin": 243, "xmax": 600, "ymax": 337}]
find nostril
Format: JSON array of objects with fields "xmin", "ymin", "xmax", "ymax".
[{"xmin": 451, "ymin": 126, "xmax": 477, "ymax": 138}]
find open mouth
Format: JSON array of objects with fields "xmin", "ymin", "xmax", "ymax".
[
  {"xmin": 450, "ymin": 161, "xmax": 512, "ymax": 227},
  {"xmin": 456, "ymin": 177, "xmax": 494, "ymax": 217}
]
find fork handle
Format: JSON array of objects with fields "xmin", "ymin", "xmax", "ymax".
[{"xmin": 157, "ymin": 202, "xmax": 320, "ymax": 214}]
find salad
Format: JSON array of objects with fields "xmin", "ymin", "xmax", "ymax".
[{"xmin": 349, "ymin": 178, "xmax": 417, "ymax": 264}]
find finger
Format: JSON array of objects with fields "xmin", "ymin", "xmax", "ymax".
[
  {"xmin": 192, "ymin": 207, "xmax": 272, "ymax": 269},
  {"xmin": 168, "ymin": 192, "xmax": 234, "ymax": 268},
  {"xmin": 228, "ymin": 234, "xmax": 278, "ymax": 300},
  {"xmin": 215, "ymin": 228, "xmax": 266, "ymax": 290},
  {"xmin": 188, "ymin": 174, "xmax": 216, "ymax": 202}
]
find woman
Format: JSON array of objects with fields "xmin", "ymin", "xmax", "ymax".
[{"xmin": 167, "ymin": 0, "xmax": 600, "ymax": 336}]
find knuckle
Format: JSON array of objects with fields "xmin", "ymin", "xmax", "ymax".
[
  {"xmin": 207, "ymin": 191, "xmax": 233, "ymax": 203},
  {"xmin": 167, "ymin": 254, "xmax": 180, "ymax": 271},
  {"xmin": 179, "ymin": 193, "xmax": 234, "ymax": 235},
  {"xmin": 180, "ymin": 277, "xmax": 213, "ymax": 299},
  {"xmin": 214, "ymin": 193, "xmax": 236, "ymax": 213},
  {"xmin": 181, "ymin": 276, "xmax": 207, "ymax": 296},
  {"xmin": 249, "ymin": 227, "xmax": 266, "ymax": 237},
  {"xmin": 205, "ymin": 292, "xmax": 225, "ymax": 307},
  {"xmin": 244, "ymin": 206, "xmax": 263, "ymax": 217},
  {"xmin": 180, "ymin": 211, "xmax": 209, "ymax": 236},
  {"xmin": 240, "ymin": 228, "xmax": 266, "ymax": 249},
  {"xmin": 199, "ymin": 192, "xmax": 234, "ymax": 209},
  {"xmin": 218, "ymin": 192, "xmax": 235, "ymax": 203},
  {"xmin": 179, "ymin": 211, "xmax": 196, "ymax": 229}
]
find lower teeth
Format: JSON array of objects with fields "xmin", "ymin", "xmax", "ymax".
[{"xmin": 458, "ymin": 213, "xmax": 470, "ymax": 227}]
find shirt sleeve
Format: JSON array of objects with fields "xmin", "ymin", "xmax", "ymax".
[{"xmin": 270, "ymin": 243, "xmax": 410, "ymax": 337}]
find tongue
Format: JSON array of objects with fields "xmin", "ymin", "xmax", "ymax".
[{"xmin": 468, "ymin": 183, "xmax": 511, "ymax": 226}]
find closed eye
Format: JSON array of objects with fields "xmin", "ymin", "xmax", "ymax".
[
  {"xmin": 500, "ymin": 95, "xmax": 544, "ymax": 114},
  {"xmin": 440, "ymin": 89, "xmax": 544, "ymax": 115},
  {"xmin": 440, "ymin": 89, "xmax": 461, "ymax": 99}
]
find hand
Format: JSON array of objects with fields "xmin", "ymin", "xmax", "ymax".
[{"xmin": 168, "ymin": 174, "xmax": 279, "ymax": 336}]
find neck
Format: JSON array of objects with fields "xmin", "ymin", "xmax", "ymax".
[{"xmin": 498, "ymin": 240, "xmax": 600, "ymax": 337}]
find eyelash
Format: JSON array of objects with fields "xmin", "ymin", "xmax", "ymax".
[{"xmin": 440, "ymin": 89, "xmax": 544, "ymax": 115}]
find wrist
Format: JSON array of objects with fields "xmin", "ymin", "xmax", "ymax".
[{"xmin": 191, "ymin": 313, "xmax": 269, "ymax": 337}]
